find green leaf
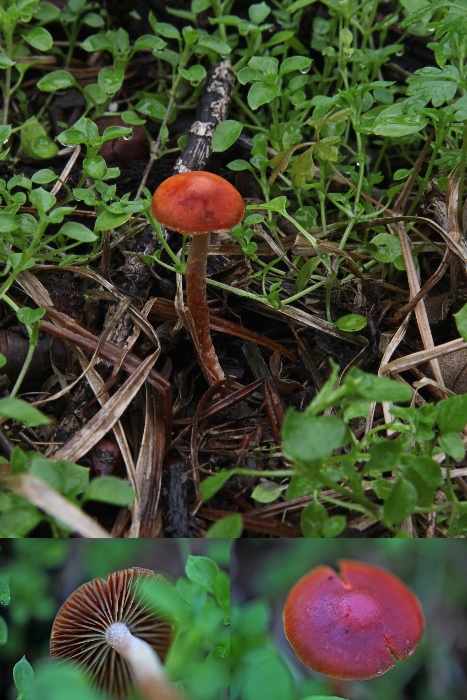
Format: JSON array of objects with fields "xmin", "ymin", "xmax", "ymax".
[
  {"xmin": 185, "ymin": 555, "xmax": 220, "ymax": 592},
  {"xmin": 83, "ymin": 156, "xmax": 107, "ymax": 180},
  {"xmin": 0, "ymin": 578, "xmax": 10, "ymax": 605},
  {"xmin": 279, "ymin": 56, "xmax": 312, "ymax": 75},
  {"xmin": 334, "ymin": 314, "xmax": 367, "ymax": 332},
  {"xmin": 37, "ymin": 70, "xmax": 78, "ymax": 92},
  {"xmin": 247, "ymin": 82, "xmax": 281, "ymax": 110},
  {"xmin": 369, "ymin": 231, "xmax": 402, "ymax": 262},
  {"xmin": 0, "ymin": 616, "xmax": 7, "ymax": 645},
  {"xmin": 192, "ymin": 0, "xmax": 211, "ymax": 11},
  {"xmin": 206, "ymin": 514, "xmax": 243, "ymax": 538},
  {"xmin": 300, "ymin": 500, "xmax": 327, "ymax": 537},
  {"xmin": 83, "ymin": 82, "xmax": 108, "ymax": 107},
  {"xmin": 251, "ymin": 480, "xmax": 287, "ymax": 503},
  {"xmin": 454, "ymin": 303, "xmax": 467, "ymax": 341},
  {"xmin": 16, "ymin": 306, "xmax": 45, "ymax": 325},
  {"xmin": 100, "ymin": 125, "xmax": 132, "ymax": 144},
  {"xmin": 0, "ymin": 125, "xmax": 12, "ymax": 144},
  {"xmin": 178, "ymin": 64, "xmax": 206, "ymax": 84},
  {"xmin": 212, "ymin": 120, "xmax": 243, "ymax": 152},
  {"xmin": 13, "ymin": 657, "xmax": 34, "ymax": 694},
  {"xmin": 322, "ymin": 515, "xmax": 347, "ymax": 538},
  {"xmin": 227, "ymin": 159, "xmax": 252, "ymax": 171},
  {"xmin": 0, "ymin": 50, "xmax": 15, "ymax": 68},
  {"xmin": 83, "ymin": 12, "xmax": 105, "ymax": 28},
  {"xmin": 29, "ymin": 187, "xmax": 56, "ymax": 214},
  {"xmin": 94, "ymin": 208, "xmax": 132, "ymax": 231},
  {"xmin": 242, "ymin": 648, "xmax": 294, "ymax": 700},
  {"xmin": 373, "ymin": 110, "xmax": 429, "ymax": 137},
  {"xmin": 58, "ymin": 221, "xmax": 97, "ymax": 242},
  {"xmin": 405, "ymin": 456, "xmax": 443, "ymax": 487},
  {"xmin": 134, "ymin": 34, "xmax": 166, "ymax": 52},
  {"xmin": 81, "ymin": 33, "xmax": 113, "ymax": 52},
  {"xmin": 23, "ymin": 26, "xmax": 53, "ymax": 51},
  {"xmin": 383, "ymin": 478, "xmax": 418, "ymax": 525},
  {"xmin": 0, "ymin": 397, "xmax": 50, "ymax": 426},
  {"xmin": 47, "ymin": 206, "xmax": 76, "ymax": 224},
  {"xmin": 314, "ymin": 136, "xmax": 340, "ymax": 162},
  {"xmin": 29, "ymin": 457, "xmax": 89, "ymax": 497},
  {"xmin": 406, "ymin": 66, "xmax": 459, "ymax": 107},
  {"xmin": 154, "ymin": 22, "xmax": 181, "ymax": 39},
  {"xmin": 141, "ymin": 577, "xmax": 188, "ymax": 622},
  {"xmin": 249, "ymin": 2, "xmax": 271, "ymax": 24},
  {"xmin": 200, "ymin": 470, "xmax": 234, "ymax": 501},
  {"xmin": 197, "ymin": 35, "xmax": 231, "ymax": 55},
  {"xmin": 30, "ymin": 169, "xmax": 58, "ymax": 184},
  {"xmin": 121, "ymin": 110, "xmax": 146, "ymax": 126},
  {"xmin": 20, "ymin": 118, "xmax": 58, "ymax": 159},
  {"xmin": 0, "ymin": 212, "xmax": 20, "ymax": 232},
  {"xmin": 98, "ymin": 67, "xmax": 124, "ymax": 95},
  {"xmin": 282, "ymin": 411, "xmax": 349, "ymax": 464},
  {"xmin": 24, "ymin": 663, "xmax": 104, "ymax": 700},
  {"xmin": 345, "ymin": 367, "xmax": 413, "ymax": 402},
  {"xmin": 83, "ymin": 476, "xmax": 135, "ymax": 505},
  {"xmin": 135, "ymin": 97, "xmax": 167, "ymax": 121},
  {"xmin": 0, "ymin": 503, "xmax": 42, "ymax": 537},
  {"xmin": 437, "ymin": 394, "xmax": 467, "ymax": 434},
  {"xmin": 438, "ymin": 432, "xmax": 465, "ymax": 462}
]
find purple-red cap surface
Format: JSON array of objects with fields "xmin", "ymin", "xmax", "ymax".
[{"xmin": 283, "ymin": 559, "xmax": 424, "ymax": 680}]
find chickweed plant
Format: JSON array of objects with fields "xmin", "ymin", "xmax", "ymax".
[{"xmin": 0, "ymin": 0, "xmax": 466, "ymax": 537}]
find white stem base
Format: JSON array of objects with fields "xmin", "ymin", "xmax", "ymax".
[{"xmin": 106, "ymin": 623, "xmax": 181, "ymax": 700}]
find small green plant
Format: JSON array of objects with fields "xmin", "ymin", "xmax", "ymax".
[
  {"xmin": 0, "ymin": 571, "xmax": 36, "ymax": 700},
  {"xmin": 201, "ymin": 355, "xmax": 467, "ymax": 537},
  {"xmin": 141, "ymin": 554, "xmax": 230, "ymax": 700}
]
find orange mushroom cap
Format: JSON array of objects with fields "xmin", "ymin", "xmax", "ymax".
[
  {"xmin": 283, "ymin": 559, "xmax": 424, "ymax": 681},
  {"xmin": 50, "ymin": 568, "xmax": 173, "ymax": 699},
  {"xmin": 151, "ymin": 170, "xmax": 245, "ymax": 235}
]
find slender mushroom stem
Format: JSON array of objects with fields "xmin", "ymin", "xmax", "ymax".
[
  {"xmin": 185, "ymin": 233, "xmax": 225, "ymax": 385},
  {"xmin": 106, "ymin": 622, "xmax": 181, "ymax": 700}
]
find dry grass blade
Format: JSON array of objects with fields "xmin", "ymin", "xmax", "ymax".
[
  {"xmin": 73, "ymin": 345, "xmax": 137, "ymax": 494},
  {"xmin": 16, "ymin": 270, "xmax": 54, "ymax": 306},
  {"xmin": 42, "ymin": 307, "xmax": 172, "ymax": 439},
  {"xmin": 383, "ymin": 337, "xmax": 467, "ymax": 374},
  {"xmin": 129, "ymin": 385, "xmax": 165, "ymax": 538},
  {"xmin": 268, "ymin": 303, "xmax": 367, "ymax": 345},
  {"xmin": 52, "ymin": 351, "xmax": 159, "ymax": 464},
  {"xmin": 1, "ymin": 472, "xmax": 110, "ymax": 537},
  {"xmin": 390, "ymin": 136, "xmax": 444, "ymax": 385}
]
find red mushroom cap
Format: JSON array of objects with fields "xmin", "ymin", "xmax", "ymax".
[
  {"xmin": 151, "ymin": 171, "xmax": 245, "ymax": 235},
  {"xmin": 283, "ymin": 559, "xmax": 424, "ymax": 681}
]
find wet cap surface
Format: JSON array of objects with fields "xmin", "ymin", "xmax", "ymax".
[
  {"xmin": 151, "ymin": 171, "xmax": 245, "ymax": 235},
  {"xmin": 283, "ymin": 559, "xmax": 424, "ymax": 680}
]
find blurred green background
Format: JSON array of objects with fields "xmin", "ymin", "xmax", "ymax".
[
  {"xmin": 0, "ymin": 539, "xmax": 230, "ymax": 700},
  {"xmin": 231, "ymin": 540, "xmax": 467, "ymax": 700}
]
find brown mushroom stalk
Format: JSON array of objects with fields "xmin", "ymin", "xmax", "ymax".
[
  {"xmin": 151, "ymin": 171, "xmax": 245, "ymax": 385},
  {"xmin": 185, "ymin": 231, "xmax": 223, "ymax": 382}
]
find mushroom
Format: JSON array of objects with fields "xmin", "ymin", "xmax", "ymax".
[
  {"xmin": 283, "ymin": 559, "xmax": 424, "ymax": 681},
  {"xmin": 50, "ymin": 567, "xmax": 180, "ymax": 700},
  {"xmin": 151, "ymin": 171, "xmax": 245, "ymax": 385}
]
